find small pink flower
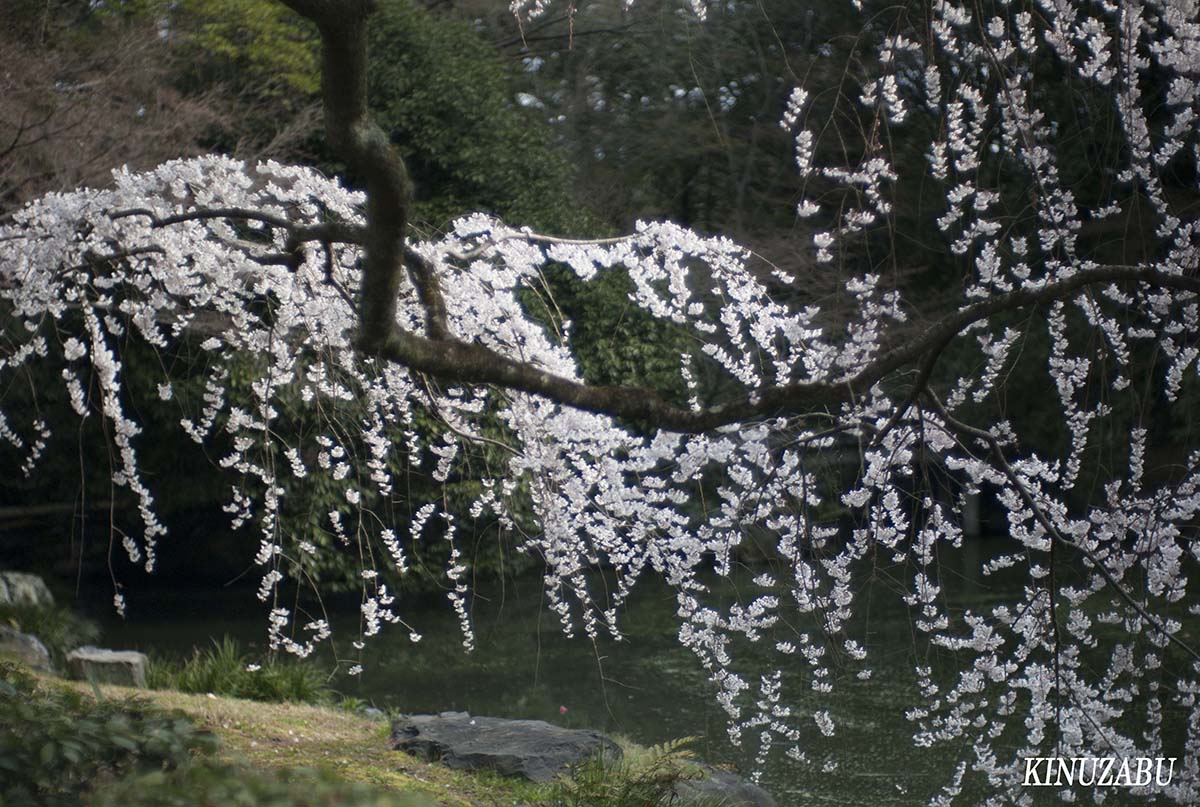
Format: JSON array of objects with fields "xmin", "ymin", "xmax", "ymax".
[{"xmin": 558, "ymin": 705, "xmax": 568, "ymax": 715}]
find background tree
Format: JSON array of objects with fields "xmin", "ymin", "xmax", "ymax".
[{"xmin": 0, "ymin": 0, "xmax": 243, "ymax": 209}]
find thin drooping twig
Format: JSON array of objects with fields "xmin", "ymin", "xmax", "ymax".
[{"xmin": 869, "ymin": 332, "xmax": 954, "ymax": 447}]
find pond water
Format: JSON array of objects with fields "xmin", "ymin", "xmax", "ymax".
[{"xmin": 95, "ymin": 543, "xmax": 1129, "ymax": 807}]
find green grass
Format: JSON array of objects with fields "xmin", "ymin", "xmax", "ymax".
[
  {"xmin": 3, "ymin": 652, "xmax": 731, "ymax": 807},
  {"xmin": 58, "ymin": 675, "xmax": 552, "ymax": 807},
  {"xmin": 146, "ymin": 636, "xmax": 333, "ymax": 705},
  {"xmin": 49, "ymin": 674, "xmax": 725, "ymax": 807}
]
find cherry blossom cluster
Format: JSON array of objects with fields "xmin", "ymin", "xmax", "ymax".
[{"xmin": 772, "ymin": 0, "xmax": 1200, "ymax": 801}]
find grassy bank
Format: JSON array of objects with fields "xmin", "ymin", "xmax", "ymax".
[
  {"xmin": 3, "ymin": 660, "xmax": 709, "ymax": 807},
  {"xmin": 55, "ymin": 677, "xmax": 552, "ymax": 807}
]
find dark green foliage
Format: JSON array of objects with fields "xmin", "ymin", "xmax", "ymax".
[
  {"xmin": 0, "ymin": 659, "xmax": 432, "ymax": 807},
  {"xmin": 94, "ymin": 0, "xmax": 321, "ymax": 162},
  {"xmin": 168, "ymin": 0, "xmax": 321, "ymax": 97},
  {"xmin": 366, "ymin": 1, "xmax": 590, "ymax": 233},
  {"xmin": 534, "ymin": 266, "xmax": 690, "ymax": 401},
  {"xmin": 89, "ymin": 762, "xmax": 438, "ymax": 807},
  {"xmin": 103, "ymin": 1, "xmax": 592, "ymax": 233},
  {"xmin": 0, "ymin": 604, "xmax": 100, "ymax": 666},
  {"xmin": 483, "ymin": 0, "xmax": 861, "ymax": 237},
  {"xmin": 146, "ymin": 636, "xmax": 332, "ymax": 704},
  {"xmin": 100, "ymin": 0, "xmax": 320, "ymax": 96},
  {"xmin": 0, "ymin": 660, "xmax": 218, "ymax": 806},
  {"xmin": 0, "ymin": 317, "xmax": 241, "ymax": 582}
]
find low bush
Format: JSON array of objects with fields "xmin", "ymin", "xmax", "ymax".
[
  {"xmin": 146, "ymin": 635, "xmax": 332, "ymax": 704},
  {"xmin": 0, "ymin": 661, "xmax": 218, "ymax": 806}
]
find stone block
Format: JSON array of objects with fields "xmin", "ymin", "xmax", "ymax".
[{"xmin": 66, "ymin": 646, "xmax": 148, "ymax": 688}]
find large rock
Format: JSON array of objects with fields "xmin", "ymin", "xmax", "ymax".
[
  {"xmin": 391, "ymin": 712, "xmax": 621, "ymax": 782},
  {"xmin": 0, "ymin": 625, "xmax": 53, "ymax": 671},
  {"xmin": 672, "ymin": 767, "xmax": 776, "ymax": 807},
  {"xmin": 0, "ymin": 572, "xmax": 54, "ymax": 608},
  {"xmin": 66, "ymin": 646, "xmax": 148, "ymax": 688}
]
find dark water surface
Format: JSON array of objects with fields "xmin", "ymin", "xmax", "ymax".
[{"xmin": 97, "ymin": 547, "xmax": 1133, "ymax": 806}]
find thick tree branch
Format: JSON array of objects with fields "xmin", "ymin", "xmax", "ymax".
[
  {"xmin": 112, "ymin": 206, "xmax": 291, "ymax": 230},
  {"xmin": 869, "ymin": 266, "xmax": 1200, "ymax": 382},
  {"xmin": 362, "ymin": 264, "xmax": 1199, "ymax": 433},
  {"xmin": 278, "ymin": 0, "xmax": 439, "ymax": 343},
  {"xmin": 402, "ymin": 246, "xmax": 450, "ymax": 339}
]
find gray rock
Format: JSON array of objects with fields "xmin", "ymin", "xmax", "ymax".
[
  {"xmin": 0, "ymin": 572, "xmax": 54, "ymax": 608},
  {"xmin": 66, "ymin": 646, "xmax": 148, "ymax": 688},
  {"xmin": 672, "ymin": 767, "xmax": 776, "ymax": 807},
  {"xmin": 0, "ymin": 625, "xmax": 53, "ymax": 671},
  {"xmin": 391, "ymin": 712, "xmax": 621, "ymax": 782}
]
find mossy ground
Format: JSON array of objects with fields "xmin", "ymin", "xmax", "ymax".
[{"xmin": 56, "ymin": 678, "xmax": 551, "ymax": 807}]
